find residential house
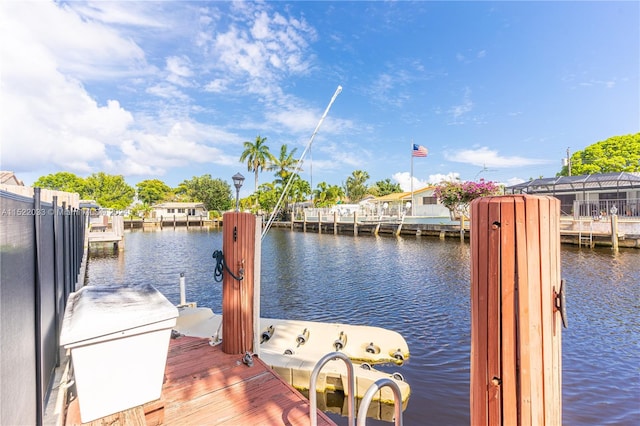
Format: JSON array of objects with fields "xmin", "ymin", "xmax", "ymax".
[
  {"xmin": 505, "ymin": 172, "xmax": 640, "ymax": 218},
  {"xmin": 0, "ymin": 171, "xmax": 24, "ymax": 186},
  {"xmin": 152, "ymin": 202, "xmax": 208, "ymax": 219},
  {"xmin": 373, "ymin": 186, "xmax": 450, "ymax": 218}
]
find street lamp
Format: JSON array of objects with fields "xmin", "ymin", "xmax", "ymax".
[{"xmin": 232, "ymin": 173, "xmax": 245, "ymax": 212}]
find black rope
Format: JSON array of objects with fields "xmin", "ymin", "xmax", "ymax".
[{"xmin": 212, "ymin": 249, "xmax": 243, "ymax": 282}]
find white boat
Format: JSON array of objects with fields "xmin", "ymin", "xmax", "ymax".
[{"xmin": 173, "ymin": 305, "xmax": 411, "ymax": 420}]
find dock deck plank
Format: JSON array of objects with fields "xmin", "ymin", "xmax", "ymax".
[{"xmin": 65, "ymin": 336, "xmax": 336, "ymax": 426}]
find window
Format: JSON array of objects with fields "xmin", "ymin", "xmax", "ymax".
[
  {"xmin": 168, "ymin": 208, "xmax": 175, "ymax": 213},
  {"xmin": 422, "ymin": 196, "xmax": 438, "ymax": 205}
]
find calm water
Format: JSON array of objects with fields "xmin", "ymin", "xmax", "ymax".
[{"xmin": 87, "ymin": 227, "xmax": 639, "ymax": 425}]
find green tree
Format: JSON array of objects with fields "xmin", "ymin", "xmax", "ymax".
[
  {"xmin": 344, "ymin": 170, "xmax": 370, "ymax": 202},
  {"xmin": 287, "ymin": 175, "xmax": 311, "ymax": 204},
  {"xmin": 254, "ymin": 182, "xmax": 280, "ymax": 215},
  {"xmin": 433, "ymin": 179, "xmax": 502, "ymax": 219},
  {"xmin": 369, "ymin": 178, "xmax": 402, "ymax": 197},
  {"xmin": 136, "ymin": 179, "xmax": 171, "ymax": 205},
  {"xmin": 33, "ymin": 171, "xmax": 86, "ymax": 194},
  {"xmin": 562, "ymin": 133, "xmax": 640, "ymax": 176},
  {"xmin": 84, "ymin": 173, "xmax": 135, "ymax": 209},
  {"xmin": 131, "ymin": 203, "xmax": 153, "ymax": 218},
  {"xmin": 269, "ymin": 144, "xmax": 299, "ymax": 182},
  {"xmin": 314, "ymin": 182, "xmax": 345, "ymax": 207},
  {"xmin": 239, "ymin": 135, "xmax": 275, "ymax": 194},
  {"xmin": 275, "ymin": 174, "xmax": 311, "ymax": 220},
  {"xmin": 178, "ymin": 174, "xmax": 232, "ymax": 212}
]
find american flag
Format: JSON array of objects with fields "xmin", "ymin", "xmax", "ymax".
[{"xmin": 412, "ymin": 144, "xmax": 428, "ymax": 157}]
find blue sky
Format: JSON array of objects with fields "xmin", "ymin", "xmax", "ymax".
[{"xmin": 1, "ymin": 1, "xmax": 638, "ymax": 197}]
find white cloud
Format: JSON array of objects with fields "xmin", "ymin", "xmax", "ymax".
[
  {"xmin": 0, "ymin": 2, "xmax": 136, "ymax": 173},
  {"xmin": 208, "ymin": 6, "xmax": 315, "ymax": 97},
  {"xmin": 166, "ymin": 56, "xmax": 194, "ymax": 87},
  {"xmin": 505, "ymin": 177, "xmax": 526, "ymax": 186},
  {"xmin": 445, "ymin": 147, "xmax": 552, "ymax": 168},
  {"xmin": 0, "ymin": 1, "xmax": 239, "ymax": 179},
  {"xmin": 449, "ymin": 87, "xmax": 474, "ymax": 121},
  {"xmin": 392, "ymin": 172, "xmax": 460, "ymax": 191}
]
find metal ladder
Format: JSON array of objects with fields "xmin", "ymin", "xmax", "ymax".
[
  {"xmin": 579, "ymin": 220, "xmax": 594, "ymax": 248},
  {"xmin": 309, "ymin": 352, "xmax": 403, "ymax": 426}
]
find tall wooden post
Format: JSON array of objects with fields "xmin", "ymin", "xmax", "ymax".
[
  {"xmin": 353, "ymin": 211, "xmax": 358, "ymax": 236},
  {"xmin": 610, "ymin": 214, "xmax": 619, "ymax": 252},
  {"xmin": 221, "ymin": 212, "xmax": 256, "ymax": 354},
  {"xmin": 470, "ymin": 195, "xmax": 563, "ymax": 426}
]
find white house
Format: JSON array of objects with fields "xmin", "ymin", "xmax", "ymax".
[
  {"xmin": 152, "ymin": 202, "xmax": 208, "ymax": 219},
  {"xmin": 373, "ymin": 186, "xmax": 450, "ymax": 218}
]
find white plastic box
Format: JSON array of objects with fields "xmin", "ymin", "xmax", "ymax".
[{"xmin": 60, "ymin": 284, "xmax": 178, "ymax": 423}]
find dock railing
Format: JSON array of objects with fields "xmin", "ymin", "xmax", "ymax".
[{"xmin": 572, "ymin": 198, "xmax": 640, "ymax": 220}]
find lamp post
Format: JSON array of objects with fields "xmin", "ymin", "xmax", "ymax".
[{"xmin": 232, "ymin": 173, "xmax": 245, "ymax": 212}]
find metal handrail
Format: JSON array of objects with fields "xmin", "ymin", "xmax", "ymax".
[
  {"xmin": 356, "ymin": 378, "xmax": 403, "ymax": 426},
  {"xmin": 309, "ymin": 352, "xmax": 355, "ymax": 426}
]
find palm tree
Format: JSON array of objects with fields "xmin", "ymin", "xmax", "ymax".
[
  {"xmin": 314, "ymin": 182, "xmax": 344, "ymax": 207},
  {"xmin": 344, "ymin": 170, "xmax": 370, "ymax": 202},
  {"xmin": 239, "ymin": 135, "xmax": 275, "ymax": 194},
  {"xmin": 269, "ymin": 144, "xmax": 299, "ymax": 183}
]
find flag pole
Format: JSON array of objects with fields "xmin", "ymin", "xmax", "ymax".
[{"xmin": 410, "ymin": 139, "xmax": 414, "ymax": 216}]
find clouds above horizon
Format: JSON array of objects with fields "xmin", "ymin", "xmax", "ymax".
[
  {"xmin": 445, "ymin": 146, "xmax": 553, "ymax": 169},
  {"xmin": 0, "ymin": 1, "xmax": 331, "ymax": 181},
  {"xmin": 1, "ymin": 1, "xmax": 637, "ymax": 190}
]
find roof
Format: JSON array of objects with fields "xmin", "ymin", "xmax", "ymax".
[
  {"xmin": 0, "ymin": 171, "xmax": 24, "ymax": 186},
  {"xmin": 373, "ymin": 185, "xmax": 436, "ymax": 203},
  {"xmin": 153, "ymin": 202, "xmax": 206, "ymax": 209},
  {"xmin": 79, "ymin": 199, "xmax": 100, "ymax": 209},
  {"xmin": 374, "ymin": 191, "xmax": 411, "ymax": 203},
  {"xmin": 505, "ymin": 172, "xmax": 640, "ymax": 194}
]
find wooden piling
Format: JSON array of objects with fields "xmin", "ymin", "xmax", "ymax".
[
  {"xmin": 221, "ymin": 212, "xmax": 256, "ymax": 354},
  {"xmin": 611, "ymin": 214, "xmax": 619, "ymax": 252},
  {"xmin": 353, "ymin": 212, "xmax": 358, "ymax": 236},
  {"xmin": 470, "ymin": 194, "xmax": 562, "ymax": 426}
]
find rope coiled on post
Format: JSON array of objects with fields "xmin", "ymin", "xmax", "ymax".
[{"xmin": 212, "ymin": 249, "xmax": 243, "ymax": 282}]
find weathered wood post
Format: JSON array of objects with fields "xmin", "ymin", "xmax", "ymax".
[
  {"xmin": 353, "ymin": 211, "xmax": 358, "ymax": 236},
  {"xmin": 334, "ymin": 211, "xmax": 338, "ymax": 235},
  {"xmin": 221, "ymin": 211, "xmax": 256, "ymax": 354},
  {"xmin": 611, "ymin": 214, "xmax": 619, "ymax": 252},
  {"xmin": 470, "ymin": 194, "xmax": 563, "ymax": 426}
]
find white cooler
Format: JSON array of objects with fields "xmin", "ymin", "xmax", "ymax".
[{"xmin": 60, "ymin": 284, "xmax": 178, "ymax": 423}]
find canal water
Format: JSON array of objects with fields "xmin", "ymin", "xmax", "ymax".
[{"xmin": 87, "ymin": 227, "xmax": 639, "ymax": 425}]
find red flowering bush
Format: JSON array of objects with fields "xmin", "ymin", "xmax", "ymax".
[{"xmin": 433, "ymin": 179, "xmax": 502, "ymax": 219}]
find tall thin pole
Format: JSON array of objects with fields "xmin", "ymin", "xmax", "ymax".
[
  {"xmin": 410, "ymin": 140, "xmax": 414, "ymax": 216},
  {"xmin": 262, "ymin": 85, "xmax": 342, "ymax": 239}
]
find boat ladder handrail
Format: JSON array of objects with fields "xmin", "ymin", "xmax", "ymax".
[
  {"xmin": 309, "ymin": 352, "xmax": 404, "ymax": 426},
  {"xmin": 310, "ymin": 352, "xmax": 355, "ymax": 426},
  {"xmin": 356, "ymin": 377, "xmax": 403, "ymax": 426}
]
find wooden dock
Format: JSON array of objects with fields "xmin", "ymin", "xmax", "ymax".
[
  {"xmin": 64, "ymin": 336, "xmax": 336, "ymax": 426},
  {"xmin": 88, "ymin": 216, "xmax": 125, "ymax": 250}
]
